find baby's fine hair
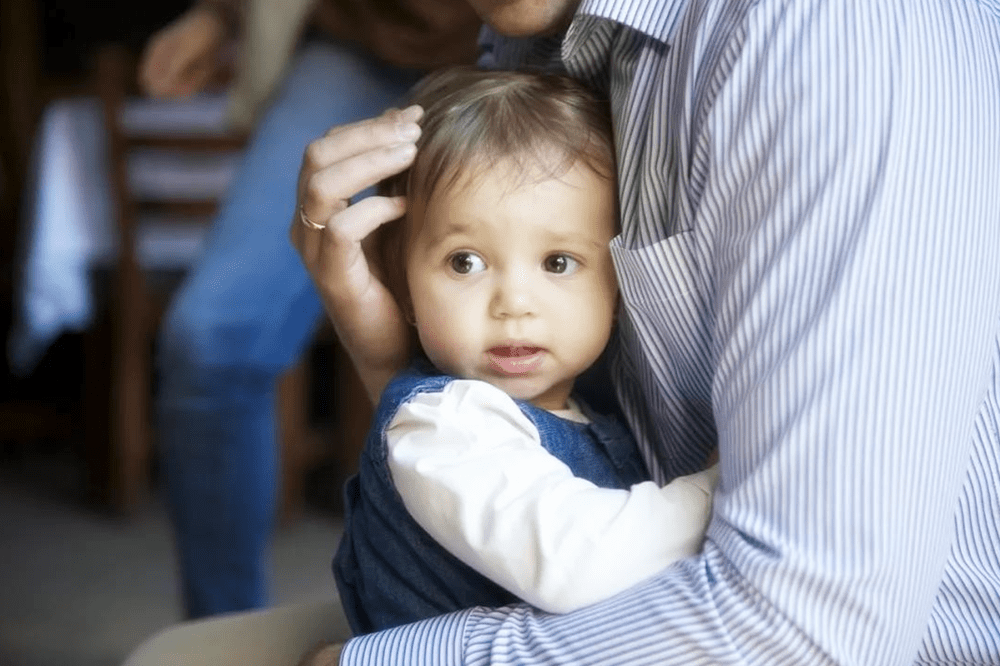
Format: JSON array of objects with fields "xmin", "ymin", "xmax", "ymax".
[{"xmin": 380, "ymin": 66, "xmax": 616, "ymax": 202}]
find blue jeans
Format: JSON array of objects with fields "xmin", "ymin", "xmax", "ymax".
[{"xmin": 156, "ymin": 41, "xmax": 421, "ymax": 619}]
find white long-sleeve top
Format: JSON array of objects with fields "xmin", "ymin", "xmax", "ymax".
[{"xmin": 386, "ymin": 379, "xmax": 718, "ymax": 614}]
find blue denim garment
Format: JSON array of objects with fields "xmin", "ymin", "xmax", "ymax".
[{"xmin": 333, "ymin": 363, "xmax": 650, "ymax": 635}]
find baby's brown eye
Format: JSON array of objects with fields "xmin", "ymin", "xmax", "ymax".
[
  {"xmin": 544, "ymin": 254, "xmax": 579, "ymax": 275},
  {"xmin": 449, "ymin": 252, "xmax": 485, "ymax": 275}
]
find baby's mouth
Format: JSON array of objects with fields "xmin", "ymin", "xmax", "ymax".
[{"xmin": 487, "ymin": 345, "xmax": 544, "ymax": 375}]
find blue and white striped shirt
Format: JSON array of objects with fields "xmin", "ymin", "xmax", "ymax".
[{"xmin": 343, "ymin": 1, "xmax": 1000, "ymax": 663}]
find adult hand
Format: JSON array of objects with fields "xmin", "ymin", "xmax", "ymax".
[
  {"xmin": 290, "ymin": 105, "xmax": 423, "ymax": 403},
  {"xmin": 139, "ymin": 6, "xmax": 230, "ymax": 98},
  {"xmin": 296, "ymin": 641, "xmax": 343, "ymax": 666}
]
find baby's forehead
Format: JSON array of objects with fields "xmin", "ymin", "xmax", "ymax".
[
  {"xmin": 405, "ymin": 155, "xmax": 617, "ymax": 246},
  {"xmin": 417, "ymin": 149, "xmax": 609, "ymax": 206}
]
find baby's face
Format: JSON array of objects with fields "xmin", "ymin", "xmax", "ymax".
[{"xmin": 404, "ymin": 157, "xmax": 618, "ymax": 411}]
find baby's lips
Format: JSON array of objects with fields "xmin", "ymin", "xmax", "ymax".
[
  {"xmin": 487, "ymin": 346, "xmax": 545, "ymax": 375},
  {"xmin": 489, "ymin": 345, "xmax": 543, "ymax": 358}
]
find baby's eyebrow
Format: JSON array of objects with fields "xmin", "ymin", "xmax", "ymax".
[
  {"xmin": 424, "ymin": 221, "xmax": 473, "ymax": 248},
  {"xmin": 541, "ymin": 229, "xmax": 607, "ymax": 252}
]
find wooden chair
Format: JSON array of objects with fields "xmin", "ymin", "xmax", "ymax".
[{"xmin": 88, "ymin": 43, "xmax": 372, "ymax": 520}]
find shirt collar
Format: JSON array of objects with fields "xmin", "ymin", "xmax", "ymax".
[
  {"xmin": 560, "ymin": 0, "xmax": 685, "ymax": 80},
  {"xmin": 477, "ymin": 0, "xmax": 686, "ymax": 73},
  {"xmin": 573, "ymin": 0, "xmax": 687, "ymax": 44}
]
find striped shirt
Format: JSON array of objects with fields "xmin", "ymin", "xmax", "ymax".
[{"xmin": 343, "ymin": 0, "xmax": 1000, "ymax": 663}]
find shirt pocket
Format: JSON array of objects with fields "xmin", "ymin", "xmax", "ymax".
[{"xmin": 609, "ymin": 230, "xmax": 717, "ymax": 478}]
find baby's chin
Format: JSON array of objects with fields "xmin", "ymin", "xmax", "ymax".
[
  {"xmin": 440, "ymin": 360, "xmax": 571, "ymax": 409},
  {"xmin": 484, "ymin": 376, "xmax": 570, "ymax": 411}
]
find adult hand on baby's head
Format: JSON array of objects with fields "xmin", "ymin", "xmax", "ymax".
[{"xmin": 290, "ymin": 106, "xmax": 423, "ymax": 403}]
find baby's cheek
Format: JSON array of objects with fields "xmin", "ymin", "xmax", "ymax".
[{"xmin": 416, "ymin": 321, "xmax": 464, "ymax": 372}]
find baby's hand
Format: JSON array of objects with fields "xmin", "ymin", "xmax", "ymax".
[{"xmin": 290, "ymin": 106, "xmax": 423, "ymax": 401}]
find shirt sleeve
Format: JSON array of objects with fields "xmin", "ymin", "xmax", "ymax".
[
  {"xmin": 385, "ymin": 379, "xmax": 718, "ymax": 614},
  {"xmin": 341, "ymin": 3, "xmax": 1000, "ymax": 664}
]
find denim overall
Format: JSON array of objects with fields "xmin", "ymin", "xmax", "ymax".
[{"xmin": 333, "ymin": 364, "xmax": 650, "ymax": 635}]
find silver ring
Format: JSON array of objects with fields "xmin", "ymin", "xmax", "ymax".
[{"xmin": 299, "ymin": 205, "xmax": 325, "ymax": 231}]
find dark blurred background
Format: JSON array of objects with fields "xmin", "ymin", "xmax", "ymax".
[
  {"xmin": 1, "ymin": 0, "xmax": 189, "ymax": 446},
  {"xmin": 0, "ymin": 3, "xmax": 347, "ymax": 664}
]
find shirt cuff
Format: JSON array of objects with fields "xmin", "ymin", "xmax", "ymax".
[{"xmin": 340, "ymin": 609, "xmax": 474, "ymax": 665}]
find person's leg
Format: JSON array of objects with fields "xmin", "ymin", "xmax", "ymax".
[
  {"xmin": 121, "ymin": 600, "xmax": 349, "ymax": 666},
  {"xmin": 157, "ymin": 41, "xmax": 421, "ymax": 619}
]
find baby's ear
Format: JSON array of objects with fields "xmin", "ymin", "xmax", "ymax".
[
  {"xmin": 368, "ymin": 212, "xmax": 409, "ymax": 305},
  {"xmin": 392, "ymin": 274, "xmax": 416, "ymax": 326}
]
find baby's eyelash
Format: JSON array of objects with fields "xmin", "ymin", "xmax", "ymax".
[
  {"xmin": 447, "ymin": 251, "xmax": 486, "ymax": 275},
  {"xmin": 543, "ymin": 253, "xmax": 581, "ymax": 275}
]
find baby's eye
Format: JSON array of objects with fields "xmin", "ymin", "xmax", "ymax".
[
  {"xmin": 448, "ymin": 251, "xmax": 486, "ymax": 275},
  {"xmin": 543, "ymin": 253, "xmax": 580, "ymax": 275}
]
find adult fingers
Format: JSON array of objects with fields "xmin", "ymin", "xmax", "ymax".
[
  {"xmin": 139, "ymin": 9, "xmax": 223, "ymax": 97},
  {"xmin": 325, "ymin": 194, "xmax": 407, "ymax": 245},
  {"xmin": 305, "ymin": 105, "xmax": 423, "ymax": 171},
  {"xmin": 292, "ymin": 195, "xmax": 406, "ymax": 276},
  {"xmin": 141, "ymin": 34, "xmax": 211, "ymax": 97},
  {"xmin": 171, "ymin": 58, "xmax": 217, "ymax": 98},
  {"xmin": 139, "ymin": 33, "xmax": 182, "ymax": 96},
  {"xmin": 296, "ymin": 106, "xmax": 420, "ymax": 233},
  {"xmin": 299, "ymin": 141, "xmax": 417, "ymax": 229}
]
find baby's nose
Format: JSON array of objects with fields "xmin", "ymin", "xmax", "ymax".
[{"xmin": 490, "ymin": 270, "xmax": 536, "ymax": 318}]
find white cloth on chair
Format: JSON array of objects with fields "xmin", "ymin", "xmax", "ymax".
[{"xmin": 8, "ymin": 95, "xmax": 238, "ymax": 374}]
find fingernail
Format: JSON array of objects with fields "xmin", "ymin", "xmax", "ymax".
[
  {"xmin": 391, "ymin": 143, "xmax": 417, "ymax": 161},
  {"xmin": 396, "ymin": 122, "xmax": 421, "ymax": 141},
  {"xmin": 400, "ymin": 105, "xmax": 423, "ymax": 122}
]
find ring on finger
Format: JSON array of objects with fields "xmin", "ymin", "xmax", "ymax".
[{"xmin": 299, "ymin": 205, "xmax": 325, "ymax": 231}]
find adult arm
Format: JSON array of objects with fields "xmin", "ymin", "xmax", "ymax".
[
  {"xmin": 340, "ymin": 2, "xmax": 1000, "ymax": 664},
  {"xmin": 386, "ymin": 380, "xmax": 718, "ymax": 614},
  {"xmin": 289, "ymin": 107, "xmax": 422, "ymax": 402}
]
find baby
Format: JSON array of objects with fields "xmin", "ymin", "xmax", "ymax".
[{"xmin": 332, "ymin": 67, "xmax": 718, "ymax": 635}]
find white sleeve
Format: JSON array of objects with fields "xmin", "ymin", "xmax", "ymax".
[{"xmin": 386, "ymin": 379, "xmax": 718, "ymax": 614}]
